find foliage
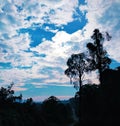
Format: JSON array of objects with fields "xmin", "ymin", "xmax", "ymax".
[
  {"xmin": 65, "ymin": 53, "xmax": 87, "ymax": 90},
  {"xmin": 1, "ymin": 29, "xmax": 120, "ymax": 126},
  {"xmin": 79, "ymin": 68, "xmax": 120, "ymax": 125},
  {"xmin": 64, "ymin": 29, "xmax": 120, "ymax": 125},
  {"xmin": 86, "ymin": 29, "xmax": 111, "ymax": 84},
  {"xmin": 0, "ymin": 83, "xmax": 23, "ymax": 104},
  {"xmin": 26, "ymin": 97, "xmax": 33, "ymax": 105},
  {"xmin": 0, "ymin": 82, "xmax": 14, "ymax": 103},
  {"xmin": 0, "ymin": 67, "xmax": 120, "ymax": 125},
  {"xmin": 65, "ymin": 29, "xmax": 112, "ymax": 89},
  {"xmin": 42, "ymin": 96, "xmax": 74, "ymax": 126},
  {"xmin": 0, "ymin": 90, "xmax": 75, "ymax": 126}
]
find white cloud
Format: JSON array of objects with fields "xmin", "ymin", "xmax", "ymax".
[
  {"xmin": 0, "ymin": 0, "xmax": 120, "ymax": 93},
  {"xmin": 12, "ymin": 86, "xmax": 27, "ymax": 91},
  {"xmin": 0, "ymin": 68, "xmax": 27, "ymax": 86},
  {"xmin": 0, "ymin": 0, "xmax": 79, "ymax": 35},
  {"xmin": 79, "ymin": 0, "xmax": 120, "ymax": 62},
  {"xmin": 0, "ymin": 33, "xmax": 31, "ymax": 67}
]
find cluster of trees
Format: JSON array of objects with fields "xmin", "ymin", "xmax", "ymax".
[
  {"xmin": 0, "ymin": 29, "xmax": 120, "ymax": 126},
  {"xmin": 65, "ymin": 29, "xmax": 111, "ymax": 91},
  {"xmin": 0, "ymin": 84, "xmax": 75, "ymax": 126},
  {"xmin": 65, "ymin": 29, "xmax": 120, "ymax": 125},
  {"xmin": 76, "ymin": 68, "xmax": 120, "ymax": 125},
  {"xmin": 0, "ymin": 83, "xmax": 22, "ymax": 104},
  {"xmin": 1, "ymin": 68, "xmax": 120, "ymax": 126}
]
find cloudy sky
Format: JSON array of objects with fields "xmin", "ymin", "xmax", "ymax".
[{"xmin": 0, "ymin": 0, "xmax": 120, "ymax": 101}]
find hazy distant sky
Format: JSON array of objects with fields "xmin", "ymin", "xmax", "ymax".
[{"xmin": 0, "ymin": 0, "xmax": 120, "ymax": 101}]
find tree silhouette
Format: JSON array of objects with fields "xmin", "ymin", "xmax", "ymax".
[
  {"xmin": 13, "ymin": 93, "xmax": 22, "ymax": 102},
  {"xmin": 65, "ymin": 53, "xmax": 86, "ymax": 91},
  {"xmin": 42, "ymin": 96, "xmax": 74, "ymax": 126},
  {"xmin": 26, "ymin": 97, "xmax": 33, "ymax": 105},
  {"xmin": 86, "ymin": 29, "xmax": 111, "ymax": 85},
  {"xmin": 0, "ymin": 82, "xmax": 14, "ymax": 103},
  {"xmin": 64, "ymin": 53, "xmax": 88, "ymax": 125}
]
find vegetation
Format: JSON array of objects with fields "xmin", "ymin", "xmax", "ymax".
[
  {"xmin": 65, "ymin": 29, "xmax": 120, "ymax": 125},
  {"xmin": 0, "ymin": 85, "xmax": 75, "ymax": 126},
  {"xmin": 86, "ymin": 29, "xmax": 111, "ymax": 85},
  {"xmin": 0, "ymin": 29, "xmax": 120, "ymax": 126},
  {"xmin": 1, "ymin": 68, "xmax": 120, "ymax": 126},
  {"xmin": 65, "ymin": 53, "xmax": 86, "ymax": 91}
]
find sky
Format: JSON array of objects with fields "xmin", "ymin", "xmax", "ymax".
[{"xmin": 0, "ymin": 0, "xmax": 120, "ymax": 101}]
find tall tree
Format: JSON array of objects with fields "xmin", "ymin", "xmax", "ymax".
[
  {"xmin": 65, "ymin": 53, "xmax": 86, "ymax": 91},
  {"xmin": 65, "ymin": 53, "xmax": 88, "ymax": 125},
  {"xmin": 0, "ymin": 82, "xmax": 14, "ymax": 103},
  {"xmin": 86, "ymin": 29, "xmax": 111, "ymax": 85}
]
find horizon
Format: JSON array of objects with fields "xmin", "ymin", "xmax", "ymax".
[{"xmin": 0, "ymin": 0, "xmax": 120, "ymax": 101}]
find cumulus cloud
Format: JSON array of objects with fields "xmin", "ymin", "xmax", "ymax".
[
  {"xmin": 0, "ymin": 0, "xmax": 79, "ymax": 29},
  {"xmin": 0, "ymin": 0, "xmax": 82, "ymax": 91},
  {"xmin": 0, "ymin": 0, "xmax": 120, "ymax": 94},
  {"xmin": 79, "ymin": 0, "xmax": 120, "ymax": 62},
  {"xmin": 12, "ymin": 86, "xmax": 27, "ymax": 91}
]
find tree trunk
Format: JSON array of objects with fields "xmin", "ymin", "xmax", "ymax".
[
  {"xmin": 79, "ymin": 71, "xmax": 82, "ymax": 124},
  {"xmin": 97, "ymin": 44, "xmax": 103, "ymax": 85},
  {"xmin": 95, "ymin": 33, "xmax": 103, "ymax": 85}
]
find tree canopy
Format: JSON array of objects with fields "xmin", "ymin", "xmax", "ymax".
[
  {"xmin": 65, "ymin": 53, "xmax": 86, "ymax": 91},
  {"xmin": 86, "ymin": 29, "xmax": 111, "ymax": 85}
]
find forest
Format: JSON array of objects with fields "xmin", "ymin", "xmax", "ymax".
[{"xmin": 0, "ymin": 29, "xmax": 120, "ymax": 126}]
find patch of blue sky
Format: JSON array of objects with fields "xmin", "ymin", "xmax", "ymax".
[
  {"xmin": 0, "ymin": 44, "xmax": 8, "ymax": 53},
  {"xmin": 25, "ymin": 78, "xmax": 46, "ymax": 84},
  {"xmin": 98, "ymin": 2, "xmax": 120, "ymax": 31},
  {"xmin": 78, "ymin": 0, "xmax": 87, "ymax": 5},
  {"xmin": 40, "ymin": 66, "xmax": 63, "ymax": 76},
  {"xmin": 0, "ymin": 79, "xmax": 4, "ymax": 83},
  {"xmin": 0, "ymin": 22, "xmax": 6, "ymax": 32},
  {"xmin": 110, "ymin": 59, "xmax": 120, "ymax": 69},
  {"xmin": 32, "ymin": 51, "xmax": 46, "ymax": 58},
  {"xmin": 16, "ymin": 66, "xmax": 32, "ymax": 70},
  {"xmin": 42, "ymin": 23, "xmax": 60, "ymax": 31},
  {"xmin": 41, "ymin": 8, "xmax": 87, "ymax": 34},
  {"xmin": 62, "ymin": 8, "xmax": 87, "ymax": 34},
  {"xmin": 41, "ymin": 66, "xmax": 62, "ymax": 71},
  {"xmin": 15, "ymin": 5, "xmax": 23, "ymax": 12},
  {"xmin": 15, "ymin": 84, "xmax": 76, "ymax": 101},
  {"xmin": 0, "ymin": 62, "xmax": 12, "ymax": 69},
  {"xmin": 19, "ymin": 27, "xmax": 55, "ymax": 47},
  {"xmin": 25, "ymin": 16, "xmax": 34, "ymax": 21},
  {"xmin": 5, "ymin": 54, "xmax": 21, "ymax": 62},
  {"xmin": 24, "ymin": 49, "xmax": 46, "ymax": 58},
  {"xmin": 40, "ymin": 66, "xmax": 53, "ymax": 73},
  {"xmin": 6, "ymin": 15, "xmax": 17, "ymax": 24},
  {"xmin": 2, "ymin": 33, "xmax": 9, "ymax": 39}
]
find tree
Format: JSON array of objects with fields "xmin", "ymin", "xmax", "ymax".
[
  {"xmin": 13, "ymin": 93, "xmax": 22, "ymax": 102},
  {"xmin": 64, "ymin": 53, "xmax": 87, "ymax": 123},
  {"xmin": 65, "ymin": 53, "xmax": 86, "ymax": 91},
  {"xmin": 0, "ymin": 82, "xmax": 14, "ymax": 103},
  {"xmin": 42, "ymin": 96, "xmax": 74, "ymax": 125},
  {"xmin": 26, "ymin": 97, "xmax": 33, "ymax": 105},
  {"xmin": 86, "ymin": 29, "xmax": 111, "ymax": 85}
]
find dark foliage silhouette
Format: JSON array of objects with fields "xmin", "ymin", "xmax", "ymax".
[
  {"xmin": 1, "ymin": 68, "xmax": 120, "ymax": 125},
  {"xmin": 65, "ymin": 53, "xmax": 87, "ymax": 91},
  {"xmin": 0, "ymin": 29, "xmax": 120, "ymax": 126},
  {"xmin": 79, "ymin": 68, "xmax": 120, "ymax": 125},
  {"xmin": 0, "ymin": 82, "xmax": 16, "ymax": 104},
  {"xmin": 64, "ymin": 29, "xmax": 120, "ymax": 125},
  {"xmin": 0, "ymin": 87, "xmax": 75, "ymax": 126},
  {"xmin": 86, "ymin": 29, "xmax": 111, "ymax": 85},
  {"xmin": 41, "ymin": 96, "xmax": 74, "ymax": 126}
]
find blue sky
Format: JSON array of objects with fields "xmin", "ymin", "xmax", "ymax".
[{"xmin": 0, "ymin": 0, "xmax": 120, "ymax": 101}]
